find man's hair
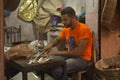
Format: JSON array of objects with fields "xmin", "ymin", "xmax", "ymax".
[{"xmin": 61, "ymin": 7, "xmax": 76, "ymax": 17}]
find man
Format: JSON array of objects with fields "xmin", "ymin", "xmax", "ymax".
[{"xmin": 43, "ymin": 7, "xmax": 92, "ymax": 80}]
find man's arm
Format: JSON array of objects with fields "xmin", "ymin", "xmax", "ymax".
[
  {"xmin": 72, "ymin": 38, "xmax": 88, "ymax": 56},
  {"xmin": 49, "ymin": 38, "xmax": 88, "ymax": 57}
]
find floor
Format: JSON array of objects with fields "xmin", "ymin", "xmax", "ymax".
[{"xmin": 10, "ymin": 72, "xmax": 53, "ymax": 80}]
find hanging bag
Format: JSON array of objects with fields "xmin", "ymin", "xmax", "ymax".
[{"xmin": 18, "ymin": 0, "xmax": 38, "ymax": 21}]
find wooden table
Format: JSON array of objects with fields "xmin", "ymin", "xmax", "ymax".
[{"xmin": 5, "ymin": 57, "xmax": 66, "ymax": 80}]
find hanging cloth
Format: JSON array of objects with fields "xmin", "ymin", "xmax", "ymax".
[
  {"xmin": 33, "ymin": 6, "xmax": 50, "ymax": 27},
  {"xmin": 33, "ymin": 0, "xmax": 62, "ymax": 26},
  {"xmin": 18, "ymin": 0, "xmax": 38, "ymax": 21}
]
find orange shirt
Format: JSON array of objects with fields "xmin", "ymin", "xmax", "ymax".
[{"xmin": 59, "ymin": 22, "xmax": 92, "ymax": 60}]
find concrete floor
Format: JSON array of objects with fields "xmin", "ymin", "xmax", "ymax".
[{"xmin": 10, "ymin": 72, "xmax": 53, "ymax": 80}]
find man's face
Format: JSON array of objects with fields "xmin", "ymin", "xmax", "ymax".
[{"xmin": 61, "ymin": 14, "xmax": 73, "ymax": 28}]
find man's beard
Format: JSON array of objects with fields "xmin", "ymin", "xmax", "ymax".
[{"xmin": 64, "ymin": 22, "xmax": 73, "ymax": 28}]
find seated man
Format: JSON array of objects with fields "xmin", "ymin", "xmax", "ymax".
[{"xmin": 41, "ymin": 7, "xmax": 93, "ymax": 80}]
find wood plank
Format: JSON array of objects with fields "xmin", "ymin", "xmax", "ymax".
[{"xmin": 0, "ymin": 0, "xmax": 5, "ymax": 80}]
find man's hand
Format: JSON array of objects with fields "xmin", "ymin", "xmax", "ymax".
[
  {"xmin": 43, "ymin": 37, "xmax": 61, "ymax": 51},
  {"xmin": 43, "ymin": 43, "xmax": 53, "ymax": 51}
]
